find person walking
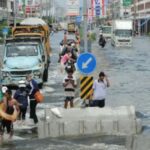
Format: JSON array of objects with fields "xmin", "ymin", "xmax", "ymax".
[
  {"xmin": 63, "ymin": 31, "xmax": 67, "ymax": 45},
  {"xmin": 0, "ymin": 85, "xmax": 4, "ymax": 142},
  {"xmin": 14, "ymin": 81, "xmax": 28, "ymax": 122},
  {"xmin": 99, "ymin": 34, "xmax": 106, "ymax": 48},
  {"xmin": 2, "ymin": 89, "xmax": 19, "ymax": 139},
  {"xmin": 26, "ymin": 74, "xmax": 39, "ymax": 124},
  {"xmin": 91, "ymin": 72, "xmax": 110, "ymax": 108},
  {"xmin": 60, "ymin": 51, "xmax": 75, "ymax": 73},
  {"xmin": 63, "ymin": 69, "xmax": 77, "ymax": 109}
]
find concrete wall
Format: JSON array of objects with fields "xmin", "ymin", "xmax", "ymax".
[
  {"xmin": 126, "ymin": 135, "xmax": 150, "ymax": 150},
  {"xmin": 38, "ymin": 106, "xmax": 142, "ymax": 138}
]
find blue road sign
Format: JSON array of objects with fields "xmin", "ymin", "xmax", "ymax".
[
  {"xmin": 76, "ymin": 16, "xmax": 82, "ymax": 23},
  {"xmin": 77, "ymin": 53, "xmax": 97, "ymax": 75},
  {"xmin": 2, "ymin": 28, "xmax": 9, "ymax": 35}
]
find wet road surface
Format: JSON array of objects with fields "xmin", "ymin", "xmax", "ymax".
[{"xmin": 0, "ymin": 31, "xmax": 150, "ymax": 149}]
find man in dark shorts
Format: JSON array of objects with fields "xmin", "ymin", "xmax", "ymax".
[{"xmin": 91, "ymin": 72, "xmax": 110, "ymax": 108}]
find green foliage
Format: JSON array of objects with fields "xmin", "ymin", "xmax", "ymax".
[
  {"xmin": 88, "ymin": 32, "xmax": 96, "ymax": 41},
  {"xmin": 79, "ymin": 26, "xmax": 96, "ymax": 42}
]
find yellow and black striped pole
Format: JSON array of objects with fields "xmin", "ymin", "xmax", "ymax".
[{"xmin": 80, "ymin": 76, "xmax": 93, "ymax": 100}]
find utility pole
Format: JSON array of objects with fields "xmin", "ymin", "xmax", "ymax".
[
  {"xmin": 83, "ymin": 0, "xmax": 88, "ymax": 52},
  {"xmin": 133, "ymin": 0, "xmax": 140, "ymax": 35},
  {"xmin": 7, "ymin": 0, "xmax": 9, "ymax": 26},
  {"xmin": 134, "ymin": 0, "xmax": 138, "ymax": 33},
  {"xmin": 40, "ymin": 0, "xmax": 43, "ymax": 18},
  {"xmin": 14, "ymin": 0, "xmax": 16, "ymax": 27},
  {"xmin": 49, "ymin": 0, "xmax": 51, "ymax": 18},
  {"xmin": 46, "ymin": 0, "xmax": 48, "ymax": 18}
]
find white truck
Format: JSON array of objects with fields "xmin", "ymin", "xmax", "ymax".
[
  {"xmin": 101, "ymin": 25, "xmax": 112, "ymax": 39},
  {"xmin": 111, "ymin": 20, "xmax": 133, "ymax": 47}
]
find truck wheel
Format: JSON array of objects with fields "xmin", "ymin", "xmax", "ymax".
[
  {"xmin": 111, "ymin": 40, "xmax": 114, "ymax": 46},
  {"xmin": 43, "ymin": 68, "xmax": 48, "ymax": 82}
]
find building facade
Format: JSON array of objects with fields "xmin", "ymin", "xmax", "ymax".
[
  {"xmin": 0, "ymin": 0, "xmax": 8, "ymax": 21},
  {"xmin": 0, "ymin": 0, "xmax": 14, "ymax": 24},
  {"xmin": 107, "ymin": 0, "xmax": 131, "ymax": 20},
  {"xmin": 131, "ymin": 0, "xmax": 150, "ymax": 34}
]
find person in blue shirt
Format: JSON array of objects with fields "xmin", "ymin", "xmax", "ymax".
[
  {"xmin": 14, "ymin": 81, "xmax": 28, "ymax": 121},
  {"xmin": 26, "ymin": 74, "xmax": 39, "ymax": 124}
]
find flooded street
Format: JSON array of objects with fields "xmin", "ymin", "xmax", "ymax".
[
  {"xmin": 96, "ymin": 37, "xmax": 150, "ymax": 131},
  {"xmin": 0, "ymin": 31, "xmax": 150, "ymax": 149}
]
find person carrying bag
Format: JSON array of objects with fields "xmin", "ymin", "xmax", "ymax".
[{"xmin": 26, "ymin": 74, "xmax": 43, "ymax": 125}]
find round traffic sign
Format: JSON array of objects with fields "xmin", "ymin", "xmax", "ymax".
[{"xmin": 77, "ymin": 52, "xmax": 97, "ymax": 75}]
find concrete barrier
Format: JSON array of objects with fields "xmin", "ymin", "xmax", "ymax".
[
  {"xmin": 38, "ymin": 106, "xmax": 142, "ymax": 138},
  {"xmin": 126, "ymin": 135, "xmax": 150, "ymax": 150}
]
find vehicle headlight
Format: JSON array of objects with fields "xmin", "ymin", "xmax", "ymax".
[
  {"xmin": 2, "ymin": 72, "xmax": 9, "ymax": 77},
  {"xmin": 33, "ymin": 70, "xmax": 41, "ymax": 76}
]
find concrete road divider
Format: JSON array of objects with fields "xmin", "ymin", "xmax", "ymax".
[
  {"xmin": 38, "ymin": 106, "xmax": 142, "ymax": 138},
  {"xmin": 126, "ymin": 135, "xmax": 150, "ymax": 150}
]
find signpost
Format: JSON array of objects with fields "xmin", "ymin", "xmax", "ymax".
[
  {"xmin": 2, "ymin": 27, "xmax": 9, "ymax": 41},
  {"xmin": 67, "ymin": 0, "xmax": 80, "ymax": 16},
  {"xmin": 76, "ymin": 16, "xmax": 82, "ymax": 23},
  {"xmin": 77, "ymin": 52, "xmax": 97, "ymax": 103},
  {"xmin": 83, "ymin": 0, "xmax": 88, "ymax": 52},
  {"xmin": 2, "ymin": 28, "xmax": 8, "ymax": 35},
  {"xmin": 123, "ymin": 0, "xmax": 132, "ymax": 6},
  {"xmin": 77, "ymin": 53, "xmax": 97, "ymax": 75}
]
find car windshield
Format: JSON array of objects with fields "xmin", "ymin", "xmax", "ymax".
[
  {"xmin": 6, "ymin": 44, "xmax": 38, "ymax": 57},
  {"xmin": 102, "ymin": 27, "xmax": 111, "ymax": 34},
  {"xmin": 115, "ymin": 30, "xmax": 132, "ymax": 37}
]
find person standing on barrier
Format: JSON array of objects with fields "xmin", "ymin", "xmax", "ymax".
[
  {"xmin": 63, "ymin": 69, "xmax": 77, "ymax": 109},
  {"xmin": 26, "ymin": 74, "xmax": 39, "ymax": 124},
  {"xmin": 91, "ymin": 72, "xmax": 110, "ymax": 108}
]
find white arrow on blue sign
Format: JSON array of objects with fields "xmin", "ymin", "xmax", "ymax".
[{"xmin": 77, "ymin": 53, "xmax": 97, "ymax": 75}]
